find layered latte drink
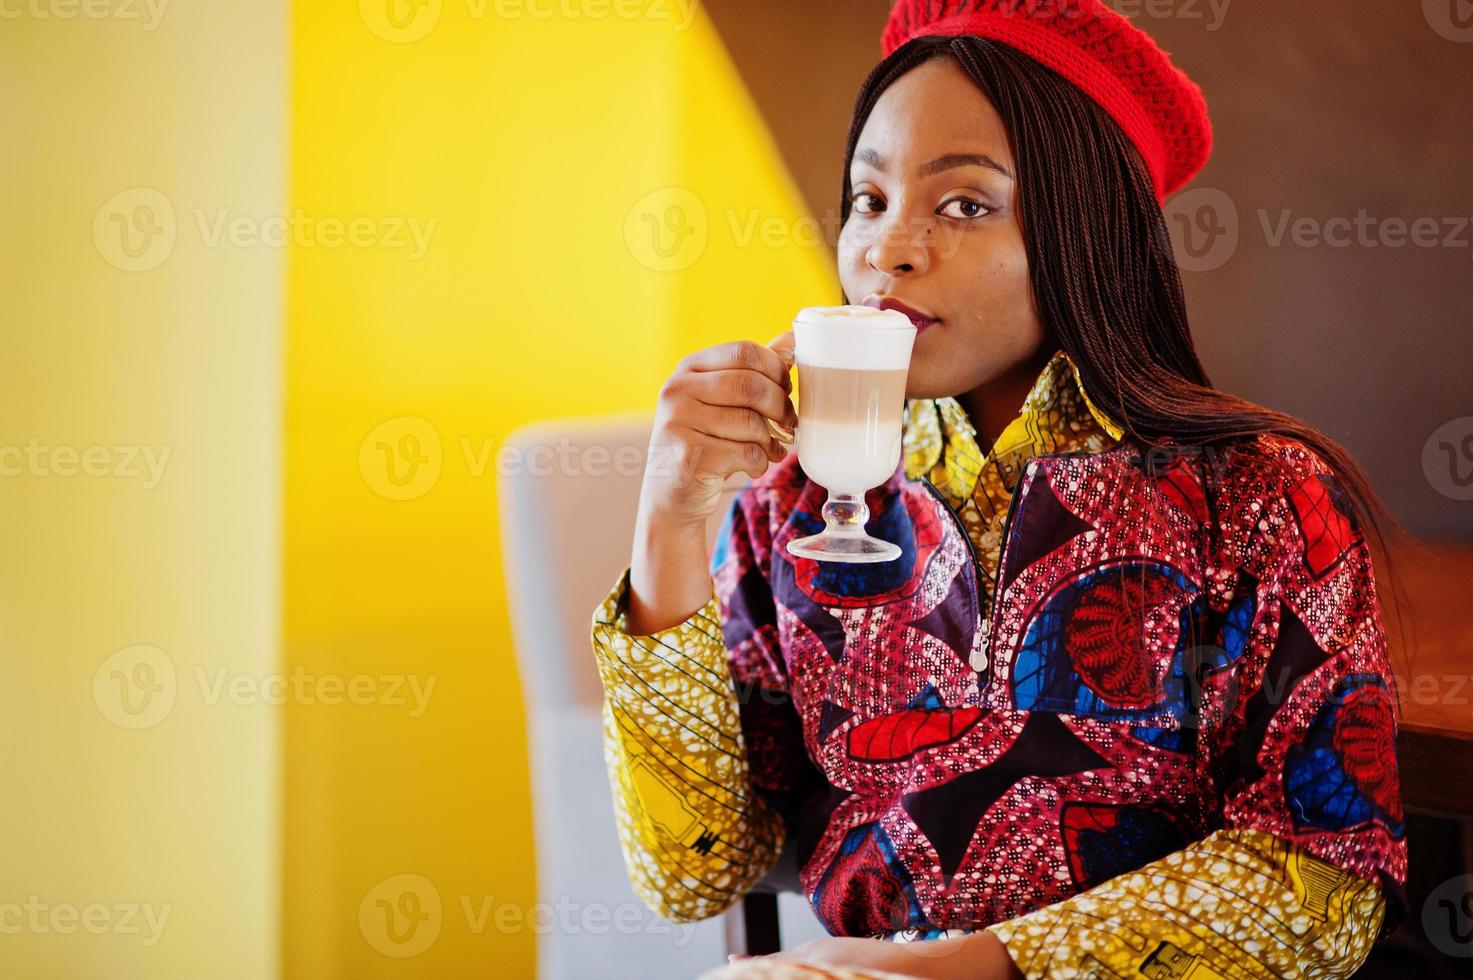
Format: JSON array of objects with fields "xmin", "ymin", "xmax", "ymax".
[{"xmin": 792, "ymin": 305, "xmax": 917, "ymax": 495}]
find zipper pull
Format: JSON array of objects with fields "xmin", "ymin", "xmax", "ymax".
[{"xmin": 918, "ymin": 472, "xmax": 991, "ymax": 675}]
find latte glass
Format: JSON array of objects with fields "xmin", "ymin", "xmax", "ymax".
[{"xmin": 785, "ymin": 305, "xmax": 917, "ymax": 563}]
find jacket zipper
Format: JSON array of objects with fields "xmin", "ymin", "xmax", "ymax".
[
  {"xmin": 913, "ymin": 442, "xmax": 1054, "ymax": 666},
  {"xmin": 917, "ymin": 456, "xmax": 1042, "ymax": 677},
  {"xmin": 981, "ymin": 464, "xmax": 1031, "ymax": 674}
]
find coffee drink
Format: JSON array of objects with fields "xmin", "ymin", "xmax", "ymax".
[{"xmin": 792, "ymin": 305, "xmax": 916, "ymax": 493}]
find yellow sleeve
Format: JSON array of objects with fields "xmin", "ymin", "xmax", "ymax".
[
  {"xmin": 984, "ymin": 828, "xmax": 1385, "ymax": 978},
  {"xmin": 591, "ymin": 563, "xmax": 786, "ymax": 922}
]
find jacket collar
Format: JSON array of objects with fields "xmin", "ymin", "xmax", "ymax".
[{"xmin": 901, "ymin": 348, "xmax": 1126, "ymax": 515}]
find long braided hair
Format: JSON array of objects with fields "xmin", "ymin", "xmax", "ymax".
[{"xmin": 841, "ymin": 34, "xmax": 1419, "ymax": 666}]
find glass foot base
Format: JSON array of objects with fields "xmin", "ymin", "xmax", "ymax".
[{"xmin": 785, "ymin": 532, "xmax": 901, "ymax": 563}]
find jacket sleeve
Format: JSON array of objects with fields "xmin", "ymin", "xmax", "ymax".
[
  {"xmin": 986, "ymin": 437, "xmax": 1406, "ymax": 976},
  {"xmin": 984, "ymin": 828, "xmax": 1385, "ymax": 977},
  {"xmin": 1203, "ymin": 437, "xmax": 1408, "ymax": 927},
  {"xmin": 590, "ymin": 485, "xmax": 807, "ymax": 922}
]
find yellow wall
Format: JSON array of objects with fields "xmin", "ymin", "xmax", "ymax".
[
  {"xmin": 283, "ymin": 2, "xmax": 834, "ymax": 976},
  {"xmin": 0, "ymin": 1, "xmax": 835, "ymax": 977},
  {"xmin": 0, "ymin": 1, "xmax": 285, "ymax": 977}
]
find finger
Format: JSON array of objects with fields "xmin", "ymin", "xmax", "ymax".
[
  {"xmin": 679, "ymin": 339, "xmax": 790, "ymax": 391},
  {"xmin": 688, "ymin": 370, "xmax": 797, "ymax": 429},
  {"xmin": 677, "ymin": 426, "xmax": 774, "ymax": 481},
  {"xmin": 765, "ymin": 330, "xmax": 796, "ymax": 392},
  {"xmin": 684, "ymin": 402, "xmax": 776, "ymax": 447},
  {"xmin": 764, "ymin": 430, "xmax": 792, "ymax": 463},
  {"xmin": 684, "ymin": 399, "xmax": 795, "ymax": 453},
  {"xmin": 687, "ymin": 410, "xmax": 787, "ymax": 466}
]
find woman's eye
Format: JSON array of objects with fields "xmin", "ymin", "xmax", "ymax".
[
  {"xmin": 852, "ymin": 192, "xmax": 885, "ymax": 214},
  {"xmin": 940, "ymin": 197, "xmax": 989, "ymax": 219}
]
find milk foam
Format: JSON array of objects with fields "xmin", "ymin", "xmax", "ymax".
[{"xmin": 793, "ymin": 304, "xmax": 916, "ymax": 369}]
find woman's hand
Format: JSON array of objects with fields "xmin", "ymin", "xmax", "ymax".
[
  {"xmin": 640, "ymin": 331, "xmax": 798, "ymax": 530},
  {"xmin": 718, "ymin": 931, "xmax": 1023, "ymax": 980},
  {"xmin": 622, "ymin": 331, "xmax": 796, "ymax": 636}
]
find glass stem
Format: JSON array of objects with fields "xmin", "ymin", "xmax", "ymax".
[{"xmin": 822, "ymin": 492, "xmax": 870, "ymax": 536}]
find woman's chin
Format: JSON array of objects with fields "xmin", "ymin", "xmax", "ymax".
[
  {"xmin": 905, "ymin": 379, "xmax": 962, "ymax": 401},
  {"xmin": 905, "ymin": 361, "xmax": 970, "ymax": 401}
]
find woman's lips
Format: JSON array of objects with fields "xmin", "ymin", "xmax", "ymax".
[{"xmin": 863, "ymin": 296, "xmax": 939, "ymax": 333}]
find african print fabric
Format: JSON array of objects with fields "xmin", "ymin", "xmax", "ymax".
[{"xmin": 590, "ymin": 348, "xmax": 1404, "ymax": 976}]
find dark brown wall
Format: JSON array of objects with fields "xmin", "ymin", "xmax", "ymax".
[{"xmin": 704, "ymin": 0, "xmax": 1473, "ymax": 540}]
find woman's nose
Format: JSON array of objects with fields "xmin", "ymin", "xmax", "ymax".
[{"xmin": 865, "ymin": 210, "xmax": 932, "ymax": 276}]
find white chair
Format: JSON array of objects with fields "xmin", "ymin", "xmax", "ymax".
[{"xmin": 499, "ymin": 412, "xmax": 827, "ymax": 980}]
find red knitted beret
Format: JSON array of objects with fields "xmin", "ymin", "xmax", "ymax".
[{"xmin": 882, "ymin": 0, "xmax": 1212, "ymax": 202}]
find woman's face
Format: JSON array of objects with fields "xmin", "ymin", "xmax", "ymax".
[{"xmin": 839, "ymin": 56, "xmax": 1048, "ymax": 400}]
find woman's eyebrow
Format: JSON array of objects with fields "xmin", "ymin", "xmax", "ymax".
[{"xmin": 854, "ymin": 147, "xmax": 1013, "ymax": 180}]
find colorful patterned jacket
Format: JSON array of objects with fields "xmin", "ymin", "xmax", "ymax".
[{"xmin": 591, "ymin": 348, "xmax": 1407, "ymax": 977}]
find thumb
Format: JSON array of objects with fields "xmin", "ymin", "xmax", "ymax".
[{"xmin": 765, "ymin": 329, "xmax": 796, "ymax": 366}]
